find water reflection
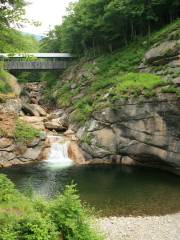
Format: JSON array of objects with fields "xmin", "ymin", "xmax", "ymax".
[{"xmin": 1, "ymin": 164, "xmax": 180, "ymax": 217}]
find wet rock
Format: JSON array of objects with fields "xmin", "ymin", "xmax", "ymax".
[
  {"xmin": 121, "ymin": 156, "xmax": 136, "ymax": 166},
  {"xmin": 68, "ymin": 142, "xmax": 85, "ymax": 164}
]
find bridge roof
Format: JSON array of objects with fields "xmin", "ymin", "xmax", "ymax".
[{"xmin": 0, "ymin": 53, "xmax": 73, "ymax": 58}]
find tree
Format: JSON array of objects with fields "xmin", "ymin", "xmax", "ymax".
[{"xmin": 0, "ymin": 0, "xmax": 26, "ymax": 27}]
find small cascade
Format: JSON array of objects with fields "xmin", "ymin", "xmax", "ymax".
[{"xmin": 45, "ymin": 135, "xmax": 74, "ymax": 168}]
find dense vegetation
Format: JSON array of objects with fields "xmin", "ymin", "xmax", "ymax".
[
  {"xmin": 0, "ymin": 0, "xmax": 39, "ymax": 53},
  {"xmin": 41, "ymin": 0, "xmax": 180, "ymax": 54},
  {"xmin": 0, "ymin": 28, "xmax": 39, "ymax": 53},
  {"xmin": 45, "ymin": 19, "xmax": 180, "ymax": 123},
  {"xmin": 0, "ymin": 174, "xmax": 103, "ymax": 240}
]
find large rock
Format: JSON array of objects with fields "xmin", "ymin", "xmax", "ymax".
[
  {"xmin": 78, "ymin": 98, "xmax": 180, "ymax": 175},
  {"xmin": 145, "ymin": 40, "xmax": 180, "ymax": 64},
  {"xmin": 68, "ymin": 142, "xmax": 85, "ymax": 164},
  {"xmin": 19, "ymin": 116, "xmax": 45, "ymax": 130},
  {"xmin": 30, "ymin": 104, "xmax": 47, "ymax": 116},
  {"xmin": 44, "ymin": 118, "xmax": 68, "ymax": 131},
  {"xmin": 22, "ymin": 103, "xmax": 40, "ymax": 116},
  {"xmin": 44, "ymin": 112, "xmax": 68, "ymax": 131},
  {"xmin": 0, "ymin": 99, "xmax": 22, "ymax": 114},
  {"xmin": 22, "ymin": 146, "xmax": 43, "ymax": 161}
]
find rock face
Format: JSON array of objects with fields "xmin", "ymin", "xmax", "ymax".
[
  {"xmin": 139, "ymin": 38, "xmax": 180, "ymax": 82},
  {"xmin": 0, "ymin": 137, "xmax": 45, "ymax": 168},
  {"xmin": 76, "ymin": 96, "xmax": 180, "ymax": 175}
]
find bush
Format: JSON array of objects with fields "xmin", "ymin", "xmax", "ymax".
[
  {"xmin": 0, "ymin": 174, "xmax": 17, "ymax": 202},
  {"xmin": 50, "ymin": 185, "xmax": 103, "ymax": 240},
  {"xmin": 0, "ymin": 175, "xmax": 103, "ymax": 240},
  {"xmin": 17, "ymin": 214, "xmax": 58, "ymax": 240}
]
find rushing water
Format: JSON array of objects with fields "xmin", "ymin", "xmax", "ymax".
[
  {"xmin": 45, "ymin": 135, "xmax": 74, "ymax": 168},
  {"xmin": 1, "ymin": 163, "xmax": 180, "ymax": 217}
]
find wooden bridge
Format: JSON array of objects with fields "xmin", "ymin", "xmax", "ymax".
[{"xmin": 0, "ymin": 53, "xmax": 74, "ymax": 71}]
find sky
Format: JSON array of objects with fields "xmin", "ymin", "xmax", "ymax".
[{"xmin": 22, "ymin": 0, "xmax": 77, "ymax": 36}]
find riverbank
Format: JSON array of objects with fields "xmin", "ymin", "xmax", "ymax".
[{"xmin": 97, "ymin": 213, "xmax": 180, "ymax": 240}]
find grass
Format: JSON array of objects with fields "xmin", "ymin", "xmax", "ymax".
[
  {"xmin": 14, "ymin": 120, "xmax": 41, "ymax": 143},
  {"xmin": 0, "ymin": 174, "xmax": 104, "ymax": 240},
  {"xmin": 114, "ymin": 73, "xmax": 165, "ymax": 98}
]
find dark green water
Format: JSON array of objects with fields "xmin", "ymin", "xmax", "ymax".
[{"xmin": 1, "ymin": 163, "xmax": 180, "ymax": 217}]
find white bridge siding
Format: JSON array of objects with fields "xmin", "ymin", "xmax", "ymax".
[
  {"xmin": 0, "ymin": 53, "xmax": 73, "ymax": 58},
  {"xmin": 4, "ymin": 61, "xmax": 68, "ymax": 70},
  {"xmin": 0, "ymin": 53, "xmax": 74, "ymax": 70}
]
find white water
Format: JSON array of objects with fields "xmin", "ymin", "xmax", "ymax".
[{"xmin": 45, "ymin": 135, "xmax": 74, "ymax": 169}]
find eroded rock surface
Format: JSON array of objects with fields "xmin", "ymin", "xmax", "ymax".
[{"xmin": 75, "ymin": 96, "xmax": 180, "ymax": 175}]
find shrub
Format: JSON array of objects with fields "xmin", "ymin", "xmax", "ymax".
[
  {"xmin": 17, "ymin": 214, "xmax": 58, "ymax": 240},
  {"xmin": 0, "ymin": 213, "xmax": 19, "ymax": 240},
  {"xmin": 50, "ymin": 185, "xmax": 103, "ymax": 240},
  {"xmin": 0, "ymin": 174, "xmax": 17, "ymax": 202}
]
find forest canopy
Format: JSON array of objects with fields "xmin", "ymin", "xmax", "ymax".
[{"xmin": 41, "ymin": 0, "xmax": 180, "ymax": 54}]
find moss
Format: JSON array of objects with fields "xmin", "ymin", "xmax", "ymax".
[
  {"xmin": 161, "ymin": 86, "xmax": 177, "ymax": 93},
  {"xmin": 114, "ymin": 73, "xmax": 165, "ymax": 97},
  {"xmin": 14, "ymin": 120, "xmax": 40, "ymax": 143}
]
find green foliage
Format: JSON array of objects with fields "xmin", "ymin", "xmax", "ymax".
[
  {"xmin": 50, "ymin": 184, "xmax": 103, "ymax": 240},
  {"xmin": 0, "ymin": 28, "xmax": 39, "ymax": 53},
  {"xmin": 0, "ymin": 174, "xmax": 17, "ymax": 202},
  {"xmin": 0, "ymin": 0, "xmax": 26, "ymax": 28},
  {"xmin": 17, "ymin": 214, "xmax": 58, "ymax": 240},
  {"xmin": 71, "ymin": 97, "xmax": 94, "ymax": 124},
  {"xmin": 41, "ymin": 0, "xmax": 180, "ymax": 54},
  {"xmin": 0, "ymin": 70, "xmax": 12, "ymax": 93},
  {"xmin": 15, "ymin": 120, "xmax": 40, "ymax": 143},
  {"xmin": 0, "ymin": 175, "xmax": 103, "ymax": 240},
  {"xmin": 114, "ymin": 73, "xmax": 165, "ymax": 97},
  {"xmin": 161, "ymin": 86, "xmax": 179, "ymax": 97}
]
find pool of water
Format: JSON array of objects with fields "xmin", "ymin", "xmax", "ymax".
[{"xmin": 1, "ymin": 163, "xmax": 180, "ymax": 217}]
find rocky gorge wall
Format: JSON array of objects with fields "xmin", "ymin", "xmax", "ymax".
[
  {"xmin": 75, "ymin": 96, "xmax": 180, "ymax": 175},
  {"xmin": 67, "ymin": 31, "xmax": 180, "ymax": 175}
]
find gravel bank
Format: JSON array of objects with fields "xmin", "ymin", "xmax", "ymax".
[{"xmin": 97, "ymin": 213, "xmax": 180, "ymax": 240}]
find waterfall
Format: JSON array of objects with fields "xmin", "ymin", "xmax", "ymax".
[{"xmin": 45, "ymin": 135, "xmax": 74, "ymax": 168}]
